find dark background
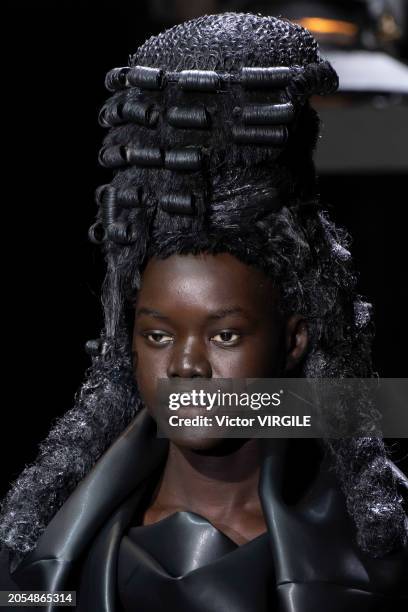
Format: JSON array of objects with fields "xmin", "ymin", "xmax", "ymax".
[{"xmin": 2, "ymin": 0, "xmax": 407, "ymax": 499}]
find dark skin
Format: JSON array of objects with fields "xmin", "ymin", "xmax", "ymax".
[{"xmin": 132, "ymin": 253, "xmax": 308, "ymax": 545}]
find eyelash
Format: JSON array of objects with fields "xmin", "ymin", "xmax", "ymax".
[{"xmin": 142, "ymin": 330, "xmax": 241, "ymax": 347}]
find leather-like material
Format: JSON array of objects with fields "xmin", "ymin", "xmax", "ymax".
[
  {"xmin": 11, "ymin": 409, "xmax": 169, "ymax": 611},
  {"xmin": 259, "ymin": 440, "xmax": 408, "ymax": 599},
  {"xmin": 276, "ymin": 583, "xmax": 408, "ymax": 612},
  {"xmin": 9, "ymin": 409, "xmax": 408, "ymax": 611},
  {"xmin": 117, "ymin": 511, "xmax": 275, "ymax": 611}
]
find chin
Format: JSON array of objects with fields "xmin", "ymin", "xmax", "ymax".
[
  {"xmin": 169, "ymin": 431, "xmax": 222, "ymax": 451},
  {"xmin": 171, "ymin": 435, "xmax": 249, "ymax": 455}
]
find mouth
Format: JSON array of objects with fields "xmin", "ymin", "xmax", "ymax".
[{"xmin": 173, "ymin": 404, "xmax": 208, "ymax": 416}]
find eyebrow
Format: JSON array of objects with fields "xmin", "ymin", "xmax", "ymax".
[
  {"xmin": 135, "ymin": 306, "xmax": 251, "ymax": 321},
  {"xmin": 135, "ymin": 307, "xmax": 171, "ymax": 320}
]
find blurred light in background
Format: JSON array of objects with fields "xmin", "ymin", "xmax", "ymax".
[
  {"xmin": 296, "ymin": 16, "xmax": 359, "ymax": 39},
  {"xmin": 269, "ymin": 0, "xmax": 408, "ymax": 172},
  {"xmin": 277, "ymin": 0, "xmax": 408, "ymax": 94}
]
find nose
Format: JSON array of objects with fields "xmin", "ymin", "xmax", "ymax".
[{"xmin": 167, "ymin": 337, "xmax": 212, "ymax": 378}]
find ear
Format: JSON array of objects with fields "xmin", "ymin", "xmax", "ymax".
[{"xmin": 284, "ymin": 314, "xmax": 309, "ymax": 372}]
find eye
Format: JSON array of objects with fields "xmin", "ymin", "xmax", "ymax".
[
  {"xmin": 143, "ymin": 331, "xmax": 173, "ymax": 345},
  {"xmin": 211, "ymin": 331, "xmax": 241, "ymax": 346}
]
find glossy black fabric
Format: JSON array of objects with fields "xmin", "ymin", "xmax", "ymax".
[
  {"xmin": 118, "ymin": 511, "xmax": 276, "ymax": 611},
  {"xmin": 6, "ymin": 408, "xmax": 408, "ymax": 611}
]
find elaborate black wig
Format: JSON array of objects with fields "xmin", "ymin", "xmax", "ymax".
[{"xmin": 1, "ymin": 13, "xmax": 407, "ymax": 569}]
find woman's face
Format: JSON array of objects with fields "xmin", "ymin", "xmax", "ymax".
[{"xmin": 132, "ymin": 252, "xmax": 308, "ymax": 449}]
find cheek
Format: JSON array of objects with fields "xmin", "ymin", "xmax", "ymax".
[
  {"xmin": 253, "ymin": 333, "xmax": 285, "ymax": 374},
  {"xmin": 210, "ymin": 334, "xmax": 284, "ymax": 378},
  {"xmin": 133, "ymin": 341, "xmax": 168, "ymax": 407}
]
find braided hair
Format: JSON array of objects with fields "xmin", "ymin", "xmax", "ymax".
[{"xmin": 1, "ymin": 13, "xmax": 406, "ymax": 570}]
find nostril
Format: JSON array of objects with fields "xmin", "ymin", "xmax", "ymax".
[{"xmin": 166, "ymin": 353, "xmax": 213, "ymax": 379}]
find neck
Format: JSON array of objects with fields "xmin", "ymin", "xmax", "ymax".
[{"xmin": 153, "ymin": 439, "xmax": 263, "ymax": 518}]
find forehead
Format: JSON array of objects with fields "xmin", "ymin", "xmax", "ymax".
[{"xmin": 138, "ymin": 253, "xmax": 280, "ymax": 311}]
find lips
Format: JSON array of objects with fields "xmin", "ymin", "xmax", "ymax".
[{"xmin": 174, "ymin": 404, "xmax": 207, "ymax": 415}]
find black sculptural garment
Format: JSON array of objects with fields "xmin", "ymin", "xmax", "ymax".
[
  {"xmin": 117, "ymin": 513, "xmax": 274, "ymax": 611},
  {"xmin": 1, "ymin": 12, "xmax": 408, "ymax": 612},
  {"xmin": 9, "ymin": 410, "xmax": 408, "ymax": 611}
]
